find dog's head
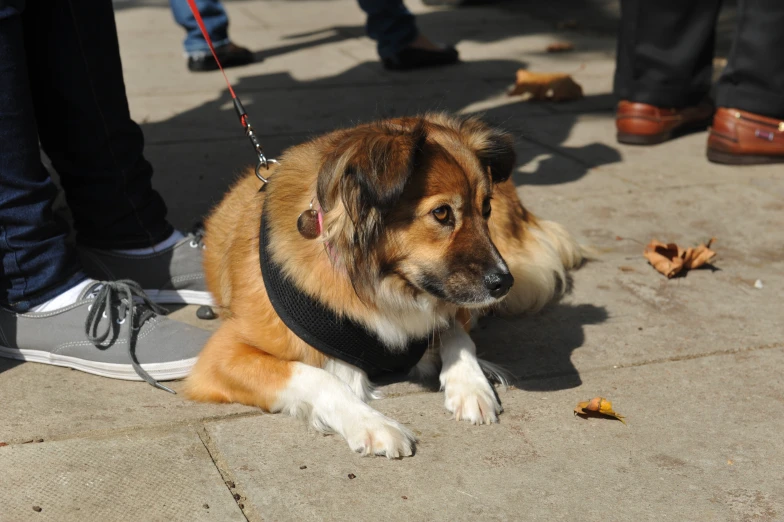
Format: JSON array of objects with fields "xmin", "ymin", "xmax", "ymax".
[{"xmin": 317, "ymin": 114, "xmax": 515, "ymax": 308}]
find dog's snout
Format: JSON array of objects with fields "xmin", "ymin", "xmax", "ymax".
[{"xmin": 483, "ymin": 269, "xmax": 514, "ymax": 298}]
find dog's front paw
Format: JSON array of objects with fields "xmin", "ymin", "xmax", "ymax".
[
  {"xmin": 344, "ymin": 411, "xmax": 416, "ymax": 458},
  {"xmin": 443, "ymin": 375, "xmax": 502, "ymax": 425}
]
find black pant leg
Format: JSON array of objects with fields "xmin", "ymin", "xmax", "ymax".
[
  {"xmin": 716, "ymin": 0, "xmax": 784, "ymax": 118},
  {"xmin": 614, "ymin": 0, "xmax": 724, "ymax": 107},
  {"xmin": 21, "ymin": 0, "xmax": 173, "ymax": 249}
]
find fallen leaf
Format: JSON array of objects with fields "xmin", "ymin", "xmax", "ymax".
[
  {"xmin": 643, "ymin": 238, "xmax": 716, "ymax": 278},
  {"xmin": 574, "ymin": 396, "xmax": 626, "ymax": 424},
  {"xmin": 546, "ymin": 42, "xmax": 574, "ymax": 53},
  {"xmin": 509, "ymin": 70, "xmax": 583, "ymax": 102},
  {"xmin": 618, "ymin": 265, "xmax": 636, "ymax": 273}
]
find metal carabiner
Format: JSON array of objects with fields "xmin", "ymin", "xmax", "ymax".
[{"xmin": 255, "ymin": 156, "xmax": 279, "ymax": 184}]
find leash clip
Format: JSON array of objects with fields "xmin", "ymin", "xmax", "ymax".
[
  {"xmin": 233, "ymin": 98, "xmax": 277, "ymax": 185},
  {"xmin": 248, "ymin": 124, "xmax": 278, "ymax": 184}
]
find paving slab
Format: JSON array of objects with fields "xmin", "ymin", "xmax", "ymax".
[
  {"xmin": 0, "ymin": 355, "xmax": 254, "ymax": 443},
  {"xmin": 0, "ymin": 428, "xmax": 245, "ymax": 521},
  {"xmin": 205, "ymin": 347, "xmax": 784, "ymax": 521}
]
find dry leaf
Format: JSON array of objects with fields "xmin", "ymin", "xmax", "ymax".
[
  {"xmin": 509, "ymin": 70, "xmax": 584, "ymax": 102},
  {"xmin": 574, "ymin": 397, "xmax": 626, "ymax": 424},
  {"xmin": 546, "ymin": 42, "xmax": 574, "ymax": 53},
  {"xmin": 643, "ymin": 238, "xmax": 717, "ymax": 278}
]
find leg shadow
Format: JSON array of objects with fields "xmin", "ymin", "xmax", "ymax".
[{"xmin": 472, "ymin": 303, "xmax": 609, "ymax": 391}]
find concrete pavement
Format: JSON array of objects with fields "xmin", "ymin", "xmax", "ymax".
[{"xmin": 2, "ymin": 0, "xmax": 783, "ymax": 520}]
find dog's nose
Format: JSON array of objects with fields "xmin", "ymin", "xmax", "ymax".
[{"xmin": 484, "ymin": 269, "xmax": 514, "ymax": 298}]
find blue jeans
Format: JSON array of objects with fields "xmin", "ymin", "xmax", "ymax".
[
  {"xmin": 0, "ymin": 0, "xmax": 172, "ymax": 312},
  {"xmin": 359, "ymin": 0, "xmax": 418, "ymax": 59},
  {"xmin": 171, "ymin": 0, "xmax": 418, "ymax": 59},
  {"xmin": 170, "ymin": 0, "xmax": 230, "ymax": 56}
]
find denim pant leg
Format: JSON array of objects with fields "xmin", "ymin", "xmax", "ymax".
[
  {"xmin": 22, "ymin": 0, "xmax": 173, "ymax": 250},
  {"xmin": 0, "ymin": 6, "xmax": 85, "ymax": 312},
  {"xmin": 170, "ymin": 0, "xmax": 230, "ymax": 55},
  {"xmin": 358, "ymin": 0, "xmax": 418, "ymax": 59}
]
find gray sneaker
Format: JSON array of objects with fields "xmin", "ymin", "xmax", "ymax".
[
  {"xmin": 77, "ymin": 232, "xmax": 213, "ymax": 306},
  {"xmin": 0, "ymin": 280, "xmax": 210, "ymax": 393}
]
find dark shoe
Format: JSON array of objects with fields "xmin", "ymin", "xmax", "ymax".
[
  {"xmin": 707, "ymin": 108, "xmax": 784, "ymax": 165},
  {"xmin": 382, "ymin": 46, "xmax": 459, "ymax": 71},
  {"xmin": 616, "ymin": 100, "xmax": 715, "ymax": 145},
  {"xmin": 187, "ymin": 42, "xmax": 254, "ymax": 72}
]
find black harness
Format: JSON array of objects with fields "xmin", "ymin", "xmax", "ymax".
[{"xmin": 259, "ymin": 212, "xmax": 429, "ymax": 378}]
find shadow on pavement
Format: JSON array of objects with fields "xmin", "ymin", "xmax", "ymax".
[
  {"xmin": 139, "ymin": 63, "xmax": 621, "ymax": 228},
  {"xmin": 0, "ymin": 359, "xmax": 23, "ymax": 376},
  {"xmin": 471, "ymin": 303, "xmax": 609, "ymax": 391}
]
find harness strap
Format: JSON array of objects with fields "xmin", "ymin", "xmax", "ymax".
[{"xmin": 259, "ymin": 211, "xmax": 430, "ymax": 378}]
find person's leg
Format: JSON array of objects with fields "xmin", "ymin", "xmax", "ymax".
[
  {"xmin": 170, "ymin": 0, "xmax": 229, "ymax": 55},
  {"xmin": 358, "ymin": 0, "xmax": 458, "ymax": 70},
  {"xmin": 21, "ymin": 0, "xmax": 172, "ymax": 250},
  {"xmin": 359, "ymin": 0, "xmax": 418, "ymax": 60},
  {"xmin": 16, "ymin": 0, "xmax": 211, "ymax": 306},
  {"xmin": 715, "ymin": 0, "xmax": 784, "ymax": 118},
  {"xmin": 708, "ymin": 0, "xmax": 784, "ymax": 164},
  {"xmin": 169, "ymin": 0, "xmax": 252, "ymax": 72},
  {"xmin": 613, "ymin": 0, "xmax": 721, "ymax": 144},
  {"xmin": 0, "ymin": 0, "xmax": 213, "ymax": 390},
  {"xmin": 0, "ymin": 4, "xmax": 85, "ymax": 313},
  {"xmin": 614, "ymin": 0, "xmax": 723, "ymax": 107}
]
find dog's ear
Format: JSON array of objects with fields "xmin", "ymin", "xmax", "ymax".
[
  {"xmin": 316, "ymin": 121, "xmax": 426, "ymax": 294},
  {"xmin": 317, "ymin": 120, "xmax": 426, "ymax": 216},
  {"xmin": 458, "ymin": 118, "xmax": 516, "ymax": 184},
  {"xmin": 476, "ymin": 130, "xmax": 516, "ymax": 184}
]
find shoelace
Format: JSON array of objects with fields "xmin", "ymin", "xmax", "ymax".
[{"xmin": 83, "ymin": 280, "xmax": 175, "ymax": 394}]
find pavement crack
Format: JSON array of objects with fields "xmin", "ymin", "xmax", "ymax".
[
  {"xmin": 517, "ymin": 341, "xmax": 784, "ymax": 385},
  {"xmin": 197, "ymin": 425, "xmax": 254, "ymax": 522}
]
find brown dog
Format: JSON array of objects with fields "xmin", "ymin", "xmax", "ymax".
[{"xmin": 185, "ymin": 113, "xmax": 583, "ymax": 457}]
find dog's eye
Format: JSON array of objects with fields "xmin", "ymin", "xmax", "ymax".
[
  {"xmin": 432, "ymin": 205, "xmax": 452, "ymax": 224},
  {"xmin": 482, "ymin": 198, "xmax": 492, "ymax": 218}
]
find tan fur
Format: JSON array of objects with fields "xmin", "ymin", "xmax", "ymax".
[{"xmin": 186, "ymin": 113, "xmax": 583, "ymax": 418}]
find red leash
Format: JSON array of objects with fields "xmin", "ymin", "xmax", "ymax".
[{"xmin": 185, "ymin": 0, "xmax": 275, "ymax": 183}]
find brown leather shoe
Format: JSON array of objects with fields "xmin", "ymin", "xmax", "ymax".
[
  {"xmin": 707, "ymin": 108, "xmax": 784, "ymax": 165},
  {"xmin": 616, "ymin": 100, "xmax": 715, "ymax": 145}
]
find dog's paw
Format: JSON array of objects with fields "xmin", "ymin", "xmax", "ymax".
[
  {"xmin": 443, "ymin": 377, "xmax": 502, "ymax": 425},
  {"xmin": 344, "ymin": 412, "xmax": 416, "ymax": 458}
]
